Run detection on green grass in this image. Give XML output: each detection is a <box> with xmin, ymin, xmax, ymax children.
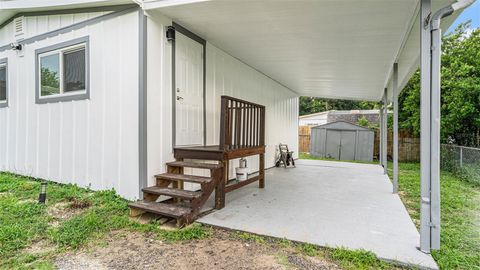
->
<box><xmin>300</xmin><ymin>153</ymin><xmax>480</xmax><ymax>269</ymax></box>
<box><xmin>234</xmin><ymin>230</ymin><xmax>402</xmax><ymax>269</ymax></box>
<box><xmin>234</xmin><ymin>231</ymin><xmax>266</xmax><ymax>244</ymax></box>
<box><xmin>2</xmin><ymin>157</ymin><xmax>479</xmax><ymax>269</ymax></box>
<box><xmin>299</xmin><ymin>152</ymin><xmax>377</xmax><ymax>164</ymax></box>
<box><xmin>387</xmin><ymin>162</ymin><xmax>480</xmax><ymax>270</ymax></box>
<box><xmin>330</xmin><ymin>248</ymin><xmax>394</xmax><ymax>270</ymax></box>
<box><xmin>0</xmin><ymin>173</ymin><xmax>211</xmax><ymax>269</ymax></box>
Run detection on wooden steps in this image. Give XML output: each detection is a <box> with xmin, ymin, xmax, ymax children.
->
<box><xmin>129</xmin><ymin>160</ymin><xmax>225</xmax><ymax>227</ymax></box>
<box><xmin>166</xmin><ymin>161</ymin><xmax>223</xmax><ymax>170</ymax></box>
<box><xmin>154</xmin><ymin>173</ymin><xmax>212</xmax><ymax>184</ymax></box>
<box><xmin>129</xmin><ymin>200</ymin><xmax>190</xmax><ymax>218</ymax></box>
<box><xmin>142</xmin><ymin>186</ymin><xmax>201</xmax><ymax>200</ymax></box>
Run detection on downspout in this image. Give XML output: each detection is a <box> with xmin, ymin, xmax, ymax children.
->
<box><xmin>421</xmin><ymin>0</ymin><xmax>475</xmax><ymax>252</ymax></box>
<box><xmin>430</xmin><ymin>0</ymin><xmax>475</xmax><ymax>30</ymax></box>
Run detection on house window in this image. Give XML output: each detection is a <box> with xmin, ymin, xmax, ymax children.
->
<box><xmin>36</xmin><ymin>37</ymin><xmax>89</xmax><ymax>104</ymax></box>
<box><xmin>0</xmin><ymin>58</ymin><xmax>7</xmax><ymax>108</ymax></box>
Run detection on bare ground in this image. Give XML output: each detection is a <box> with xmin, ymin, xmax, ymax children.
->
<box><xmin>54</xmin><ymin>228</ymin><xmax>342</xmax><ymax>270</ymax></box>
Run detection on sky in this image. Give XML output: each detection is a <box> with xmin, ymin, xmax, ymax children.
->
<box><xmin>447</xmin><ymin>0</ymin><xmax>480</xmax><ymax>32</ymax></box>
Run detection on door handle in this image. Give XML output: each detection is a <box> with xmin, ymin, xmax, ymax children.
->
<box><xmin>177</xmin><ymin>96</ymin><xmax>184</xmax><ymax>101</ymax></box>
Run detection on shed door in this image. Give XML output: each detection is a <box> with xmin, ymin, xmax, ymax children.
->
<box><xmin>339</xmin><ymin>131</ymin><xmax>356</xmax><ymax>160</ymax></box>
<box><xmin>175</xmin><ymin>31</ymin><xmax>204</xmax><ymax>146</ymax></box>
<box><xmin>325</xmin><ymin>130</ymin><xmax>341</xmax><ymax>159</ymax></box>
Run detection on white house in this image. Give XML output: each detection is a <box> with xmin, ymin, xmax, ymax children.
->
<box><xmin>299</xmin><ymin>110</ymin><xmax>383</xmax><ymax>126</ymax></box>
<box><xmin>0</xmin><ymin>0</ymin><xmax>472</xmax><ymax>252</ymax></box>
<box><xmin>299</xmin><ymin>111</ymin><xmax>329</xmax><ymax>126</ymax></box>
<box><xmin>0</xmin><ymin>2</ymin><xmax>299</xmax><ymax>200</ymax></box>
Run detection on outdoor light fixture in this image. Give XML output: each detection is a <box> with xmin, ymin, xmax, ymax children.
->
<box><xmin>38</xmin><ymin>181</ymin><xmax>47</xmax><ymax>204</ymax></box>
<box><xmin>166</xmin><ymin>26</ymin><xmax>175</xmax><ymax>42</ymax></box>
<box><xmin>10</xmin><ymin>42</ymin><xmax>22</xmax><ymax>51</ymax></box>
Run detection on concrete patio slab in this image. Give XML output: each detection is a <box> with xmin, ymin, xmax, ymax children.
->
<box><xmin>199</xmin><ymin>159</ymin><xmax>438</xmax><ymax>270</ymax></box>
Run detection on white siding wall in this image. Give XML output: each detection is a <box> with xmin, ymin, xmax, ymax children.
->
<box><xmin>146</xmin><ymin>12</ymin><xmax>174</xmax><ymax>187</ymax></box>
<box><xmin>206</xmin><ymin>44</ymin><xmax>299</xmax><ymax>177</ymax></box>
<box><xmin>0</xmin><ymin>11</ymin><xmax>140</xmax><ymax>199</ymax></box>
<box><xmin>0</xmin><ymin>12</ymin><xmax>109</xmax><ymax>43</ymax></box>
<box><xmin>146</xmin><ymin>13</ymin><xmax>299</xmax><ymax>185</ymax></box>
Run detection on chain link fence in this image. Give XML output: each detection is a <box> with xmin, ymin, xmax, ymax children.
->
<box><xmin>441</xmin><ymin>144</ymin><xmax>480</xmax><ymax>186</ymax></box>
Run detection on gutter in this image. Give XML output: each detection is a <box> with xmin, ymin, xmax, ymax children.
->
<box><xmin>430</xmin><ymin>0</ymin><xmax>475</xmax><ymax>30</ymax></box>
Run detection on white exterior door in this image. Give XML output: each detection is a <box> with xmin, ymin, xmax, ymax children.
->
<box><xmin>175</xmin><ymin>31</ymin><xmax>204</xmax><ymax>146</ymax></box>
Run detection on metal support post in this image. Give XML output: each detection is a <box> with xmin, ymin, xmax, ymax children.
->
<box><xmin>393</xmin><ymin>63</ymin><xmax>399</xmax><ymax>193</ymax></box>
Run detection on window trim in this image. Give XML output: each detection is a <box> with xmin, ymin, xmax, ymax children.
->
<box><xmin>35</xmin><ymin>36</ymin><xmax>89</xmax><ymax>104</ymax></box>
<box><xmin>0</xmin><ymin>58</ymin><xmax>7</xmax><ymax>108</ymax></box>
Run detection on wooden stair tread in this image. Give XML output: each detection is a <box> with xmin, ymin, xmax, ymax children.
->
<box><xmin>128</xmin><ymin>200</ymin><xmax>191</xmax><ymax>218</ymax></box>
<box><xmin>167</xmin><ymin>161</ymin><xmax>223</xmax><ymax>169</ymax></box>
<box><xmin>143</xmin><ymin>186</ymin><xmax>201</xmax><ymax>200</ymax></box>
<box><xmin>155</xmin><ymin>173</ymin><xmax>212</xmax><ymax>184</ymax></box>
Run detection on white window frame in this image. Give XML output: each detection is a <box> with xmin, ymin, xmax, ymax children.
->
<box><xmin>0</xmin><ymin>58</ymin><xmax>7</xmax><ymax>108</ymax></box>
<box><xmin>35</xmin><ymin>36</ymin><xmax>89</xmax><ymax>104</ymax></box>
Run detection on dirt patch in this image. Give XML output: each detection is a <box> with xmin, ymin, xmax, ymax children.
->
<box><xmin>24</xmin><ymin>239</ymin><xmax>56</xmax><ymax>255</ymax></box>
<box><xmin>47</xmin><ymin>202</ymin><xmax>87</xmax><ymax>226</ymax></box>
<box><xmin>54</xmin><ymin>229</ymin><xmax>341</xmax><ymax>270</ymax></box>
<box><xmin>69</xmin><ymin>198</ymin><xmax>92</xmax><ymax>209</ymax></box>
<box><xmin>286</xmin><ymin>254</ymin><xmax>340</xmax><ymax>270</ymax></box>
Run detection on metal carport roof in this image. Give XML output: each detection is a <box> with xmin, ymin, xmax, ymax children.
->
<box><xmin>144</xmin><ymin>0</ymin><xmax>462</xmax><ymax>101</ymax></box>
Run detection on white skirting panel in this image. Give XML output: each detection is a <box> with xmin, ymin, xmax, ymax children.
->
<box><xmin>0</xmin><ymin>12</ymin><xmax>140</xmax><ymax>199</ymax></box>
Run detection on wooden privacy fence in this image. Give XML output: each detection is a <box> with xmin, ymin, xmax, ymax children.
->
<box><xmin>373</xmin><ymin>130</ymin><xmax>420</xmax><ymax>161</ymax></box>
<box><xmin>299</xmin><ymin>126</ymin><xmax>311</xmax><ymax>153</ymax></box>
<box><xmin>299</xmin><ymin>125</ymin><xmax>420</xmax><ymax>161</ymax></box>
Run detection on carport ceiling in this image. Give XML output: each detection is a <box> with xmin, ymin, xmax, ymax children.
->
<box><xmin>149</xmin><ymin>0</ymin><xmax>458</xmax><ymax>101</ymax></box>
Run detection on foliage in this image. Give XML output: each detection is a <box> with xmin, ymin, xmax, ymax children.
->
<box><xmin>297</xmin><ymin>243</ymin><xmax>319</xmax><ymax>257</ymax></box>
<box><xmin>399</xmin><ymin>23</ymin><xmax>480</xmax><ymax>147</ymax></box>
<box><xmin>387</xmin><ymin>162</ymin><xmax>480</xmax><ymax>269</ymax></box>
<box><xmin>40</xmin><ymin>67</ymin><xmax>60</xmax><ymax>96</ymax></box>
<box><xmin>299</xmin><ymin>152</ymin><xmax>377</xmax><ymax>164</ymax></box>
<box><xmin>235</xmin><ymin>232</ymin><xmax>266</xmax><ymax>244</ymax></box>
<box><xmin>330</xmin><ymin>248</ymin><xmax>393</xmax><ymax>270</ymax></box>
<box><xmin>299</xmin><ymin>96</ymin><xmax>378</xmax><ymax>116</ymax></box>
<box><xmin>0</xmin><ymin>173</ymin><xmax>212</xmax><ymax>268</ymax></box>
<box><xmin>357</xmin><ymin>116</ymin><xmax>370</xmax><ymax>127</ymax></box>
<box><xmin>298</xmin><ymin>156</ymin><xmax>480</xmax><ymax>268</ymax></box>
<box><xmin>40</xmin><ymin>68</ymin><xmax>59</xmax><ymax>88</ymax></box>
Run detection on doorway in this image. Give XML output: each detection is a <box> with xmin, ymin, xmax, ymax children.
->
<box><xmin>173</xmin><ymin>23</ymin><xmax>206</xmax><ymax>147</ymax></box>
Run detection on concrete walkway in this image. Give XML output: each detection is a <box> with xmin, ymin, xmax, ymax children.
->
<box><xmin>199</xmin><ymin>159</ymin><xmax>438</xmax><ymax>270</ymax></box>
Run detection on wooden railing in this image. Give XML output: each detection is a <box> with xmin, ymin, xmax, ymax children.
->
<box><xmin>219</xmin><ymin>96</ymin><xmax>265</xmax><ymax>151</ymax></box>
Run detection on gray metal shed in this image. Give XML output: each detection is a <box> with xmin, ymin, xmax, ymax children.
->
<box><xmin>310</xmin><ymin>121</ymin><xmax>374</xmax><ymax>162</ymax></box>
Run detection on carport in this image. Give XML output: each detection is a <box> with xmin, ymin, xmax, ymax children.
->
<box><xmin>199</xmin><ymin>159</ymin><xmax>437</xmax><ymax>269</ymax></box>
<box><xmin>143</xmin><ymin>0</ymin><xmax>475</xmax><ymax>263</ymax></box>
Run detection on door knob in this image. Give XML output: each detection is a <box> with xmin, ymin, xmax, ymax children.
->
<box><xmin>177</xmin><ymin>96</ymin><xmax>184</xmax><ymax>101</ymax></box>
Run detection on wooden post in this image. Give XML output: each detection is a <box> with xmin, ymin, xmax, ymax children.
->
<box><xmin>259</xmin><ymin>153</ymin><xmax>265</xmax><ymax>188</ymax></box>
<box><xmin>223</xmin><ymin>160</ymin><xmax>229</xmax><ymax>184</ymax></box>
<box><xmin>169</xmin><ymin>158</ymin><xmax>184</xmax><ymax>203</ymax></box>
<box><xmin>219</xmin><ymin>96</ymin><xmax>227</xmax><ymax>150</ymax></box>
<box><xmin>215</xmin><ymin>167</ymin><xmax>225</xmax><ymax>209</ymax></box>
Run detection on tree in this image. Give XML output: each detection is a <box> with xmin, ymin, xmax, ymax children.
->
<box><xmin>299</xmin><ymin>96</ymin><xmax>377</xmax><ymax>116</ymax></box>
<box><xmin>399</xmin><ymin>22</ymin><xmax>480</xmax><ymax>146</ymax></box>
<box><xmin>40</xmin><ymin>67</ymin><xmax>60</xmax><ymax>96</ymax></box>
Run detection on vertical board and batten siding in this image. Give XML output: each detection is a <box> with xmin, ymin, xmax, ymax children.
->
<box><xmin>146</xmin><ymin>13</ymin><xmax>299</xmax><ymax>186</ymax></box>
<box><xmin>0</xmin><ymin>11</ymin><xmax>140</xmax><ymax>199</ymax></box>
<box><xmin>205</xmin><ymin>43</ymin><xmax>299</xmax><ymax>178</ymax></box>
<box><xmin>0</xmin><ymin>12</ymin><xmax>110</xmax><ymax>42</ymax></box>
<box><xmin>145</xmin><ymin>13</ymin><xmax>174</xmax><ymax>187</ymax></box>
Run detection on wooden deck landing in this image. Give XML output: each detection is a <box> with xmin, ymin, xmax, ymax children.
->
<box><xmin>174</xmin><ymin>144</ymin><xmax>266</xmax><ymax>193</ymax></box>
<box><xmin>174</xmin><ymin>145</ymin><xmax>265</xmax><ymax>160</ymax></box>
